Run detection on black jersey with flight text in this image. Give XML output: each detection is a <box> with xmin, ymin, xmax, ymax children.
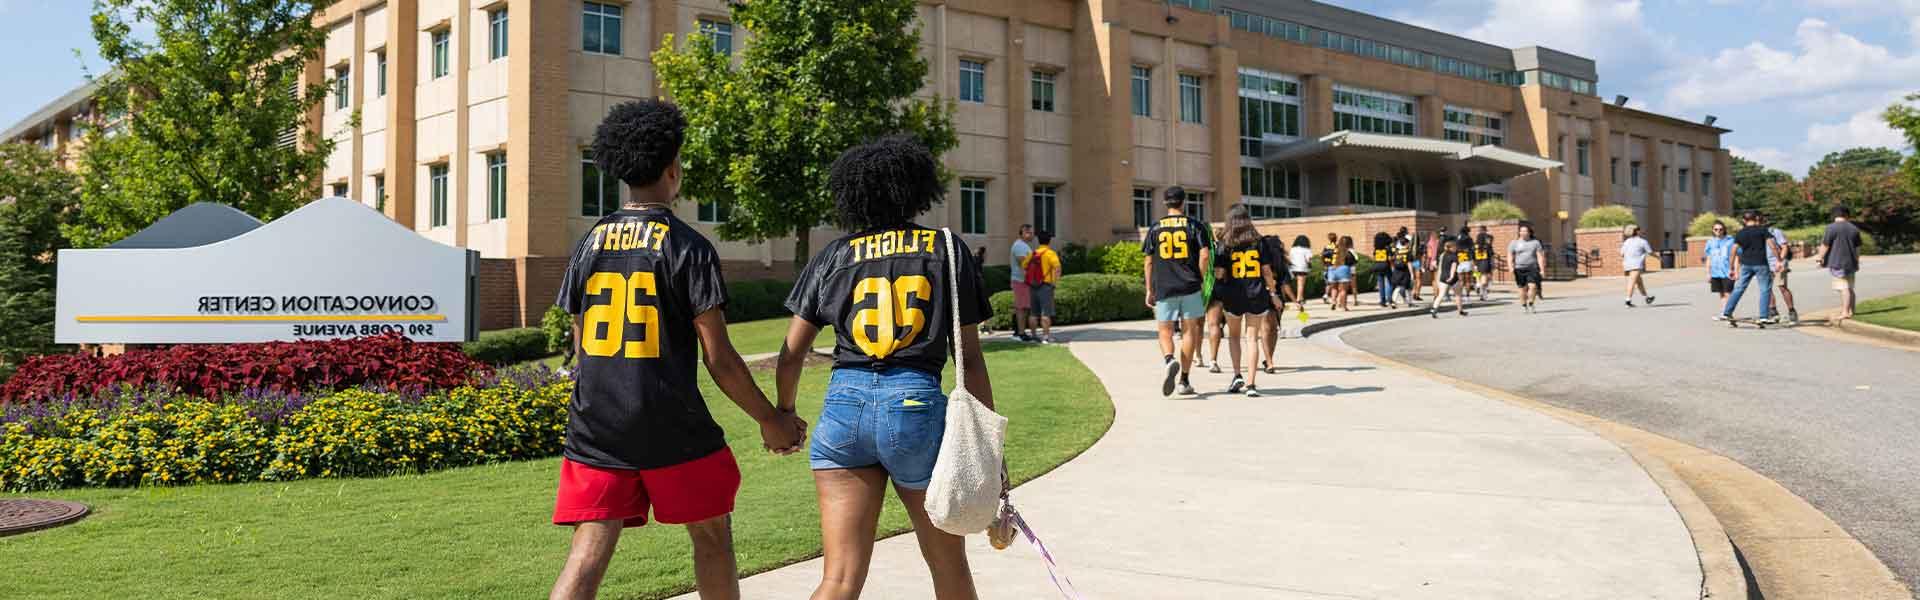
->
<box><xmin>786</xmin><ymin>226</ymin><xmax>991</xmax><ymax>377</ymax></box>
<box><xmin>1474</xmin><ymin>233</ymin><xmax>1495</xmax><ymax>265</ymax></box>
<box><xmin>1219</xmin><ymin>240</ymin><xmax>1274</xmax><ymax>308</ymax></box>
<box><xmin>1142</xmin><ymin>214</ymin><xmax>1213</xmax><ymax>300</ymax></box>
<box><xmin>557</xmin><ymin>208</ymin><xmax>729</xmax><ymax>470</ymax></box>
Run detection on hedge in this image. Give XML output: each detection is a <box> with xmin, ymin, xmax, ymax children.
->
<box><xmin>1578</xmin><ymin>205</ymin><xmax>1637</xmax><ymax>229</ymax></box>
<box><xmin>1470</xmin><ymin>199</ymin><xmax>1527</xmax><ymax>222</ymax></box>
<box><xmin>541</xmin><ymin>305</ymin><xmax>571</xmax><ymax>353</ymax></box>
<box><xmin>986</xmin><ymin>274</ymin><xmax>1151</xmax><ymax>329</ymax></box>
<box><xmin>726</xmin><ymin>279</ymin><xmax>797</xmax><ymax>322</ymax></box>
<box><xmin>1</xmin><ymin>334</ymin><xmax>489</xmax><ymax>405</ymax></box>
<box><xmin>463</xmin><ymin>328</ymin><xmax>550</xmax><ymax>365</ymax></box>
<box><xmin>0</xmin><ymin>368</ymin><xmax>569</xmax><ymax>492</ymax></box>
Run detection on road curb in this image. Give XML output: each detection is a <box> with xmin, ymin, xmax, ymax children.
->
<box><xmin>1795</xmin><ymin>309</ymin><xmax>1920</xmax><ymax>354</ymax></box>
<box><xmin>1319</xmin><ymin>318</ymin><xmax>1912</xmax><ymax>600</ymax></box>
<box><xmin>1836</xmin><ymin>316</ymin><xmax>1920</xmax><ymax>347</ymax></box>
<box><xmin>1297</xmin><ymin>300</ymin><xmax>1501</xmax><ymax>338</ymax></box>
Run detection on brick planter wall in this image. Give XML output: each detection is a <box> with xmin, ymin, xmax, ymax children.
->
<box><xmin>1575</xmin><ymin>228</ymin><xmax>1623</xmax><ymax>277</ymax></box>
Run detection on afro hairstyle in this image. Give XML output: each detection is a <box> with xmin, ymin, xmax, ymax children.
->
<box><xmin>591</xmin><ymin>99</ymin><xmax>687</xmax><ymax>189</ymax></box>
<box><xmin>828</xmin><ymin>134</ymin><xmax>943</xmax><ymax>232</ymax></box>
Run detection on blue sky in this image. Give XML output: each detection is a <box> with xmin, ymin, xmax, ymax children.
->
<box><xmin>2</xmin><ymin>0</ymin><xmax>1914</xmax><ymax>176</ymax></box>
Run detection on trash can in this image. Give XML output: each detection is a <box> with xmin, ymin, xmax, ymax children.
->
<box><xmin>1659</xmin><ymin>249</ymin><xmax>1676</xmax><ymax>269</ymax></box>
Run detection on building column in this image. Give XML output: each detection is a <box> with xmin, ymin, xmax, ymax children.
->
<box><xmin>1644</xmin><ymin>137</ymin><xmax>1667</xmax><ymax>248</ymax></box>
<box><xmin>649</xmin><ymin>0</ymin><xmax>677</xmax><ymax>97</ymax></box>
<box><xmin>1712</xmin><ymin>149</ymin><xmax>1732</xmax><ymax>215</ymax></box>
<box><xmin>1005</xmin><ymin>16</ymin><xmax>1030</xmax><ymax>241</ymax></box>
<box><xmin>349</xmin><ymin>9</ymin><xmax>366</xmax><ymax>204</ymax></box>
<box><xmin>1209</xmin><ymin>28</ymin><xmax>1239</xmax><ymax>212</ymax></box>
<box><xmin>452</xmin><ymin>0</ymin><xmax>473</xmax><ymax>248</ymax></box>
<box><xmin>1070</xmin><ymin>0</ymin><xmax>1133</xmax><ymax>241</ymax></box>
<box><xmin>510</xmin><ymin>0</ymin><xmax>570</xmax><ymax>259</ymax></box>
<box><xmin>1417</xmin><ymin>95</ymin><xmax>1444</xmax><ymax>139</ymax></box>
<box><xmin>1301</xmin><ymin>74</ymin><xmax>1333</xmax><ymax>137</ymax></box>
<box><xmin>1591</xmin><ymin>118</ymin><xmax>1613</xmax><ymax>207</ymax></box>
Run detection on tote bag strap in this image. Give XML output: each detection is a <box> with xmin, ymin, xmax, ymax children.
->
<box><xmin>940</xmin><ymin>228</ymin><xmax>968</xmax><ymax>394</ymax></box>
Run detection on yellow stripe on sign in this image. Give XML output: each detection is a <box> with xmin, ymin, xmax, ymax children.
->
<box><xmin>76</xmin><ymin>315</ymin><xmax>447</xmax><ymax>323</ymax></box>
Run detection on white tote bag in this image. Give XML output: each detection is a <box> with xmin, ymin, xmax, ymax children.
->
<box><xmin>926</xmin><ymin>228</ymin><xmax>1010</xmax><ymax>536</ymax></box>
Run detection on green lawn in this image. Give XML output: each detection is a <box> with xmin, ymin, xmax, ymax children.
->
<box><xmin>1856</xmin><ymin>291</ymin><xmax>1920</xmax><ymax>332</ymax></box>
<box><xmin>514</xmin><ymin>317</ymin><xmax>831</xmax><ymax>370</ymax></box>
<box><xmin>0</xmin><ymin>342</ymin><xmax>1110</xmax><ymax>600</ymax></box>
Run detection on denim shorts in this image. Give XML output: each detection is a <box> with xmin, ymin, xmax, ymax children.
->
<box><xmin>810</xmin><ymin>367</ymin><xmax>948</xmax><ymax>490</ymax></box>
<box><xmin>1154</xmin><ymin>291</ymin><xmax>1206</xmax><ymax>322</ymax></box>
<box><xmin>1328</xmin><ymin>265</ymin><xmax>1353</xmax><ymax>282</ymax></box>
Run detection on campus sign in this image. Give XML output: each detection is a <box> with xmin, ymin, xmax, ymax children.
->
<box><xmin>55</xmin><ymin>197</ymin><xmax>476</xmax><ymax>344</ymax></box>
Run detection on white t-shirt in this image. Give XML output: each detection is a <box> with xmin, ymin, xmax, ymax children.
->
<box><xmin>1288</xmin><ymin>246</ymin><xmax>1313</xmax><ymax>273</ymax></box>
<box><xmin>1621</xmin><ymin>237</ymin><xmax>1655</xmax><ymax>271</ymax></box>
<box><xmin>1009</xmin><ymin>239</ymin><xmax>1032</xmax><ymax>282</ymax></box>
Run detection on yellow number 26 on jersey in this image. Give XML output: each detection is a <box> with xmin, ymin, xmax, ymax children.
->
<box><xmin>581</xmin><ymin>271</ymin><xmax>661</xmax><ymax>359</ymax></box>
<box><xmin>851</xmin><ymin>276</ymin><xmax>932</xmax><ymax>359</ymax></box>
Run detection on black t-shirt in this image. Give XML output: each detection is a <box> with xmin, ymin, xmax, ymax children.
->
<box><xmin>1219</xmin><ymin>240</ymin><xmax>1273</xmax><ymax>303</ymax></box>
<box><xmin>1260</xmin><ymin>236</ymin><xmax>1291</xmax><ymax>283</ymax></box>
<box><xmin>1734</xmin><ymin>225</ymin><xmax>1772</xmax><ymax>266</ymax></box>
<box><xmin>1474</xmin><ymin>234</ymin><xmax>1495</xmax><ymax>264</ymax></box>
<box><xmin>1391</xmin><ymin>245</ymin><xmax>1413</xmax><ymax>272</ymax></box>
<box><xmin>786</xmin><ymin>226</ymin><xmax>991</xmax><ymax>377</ymax></box>
<box><xmin>1142</xmin><ymin>214</ymin><xmax>1212</xmax><ymax>299</ymax></box>
<box><xmin>1438</xmin><ymin>246</ymin><xmax>1461</xmax><ymax>277</ymax></box>
<box><xmin>557</xmin><ymin>208</ymin><xmax>729</xmax><ymax>470</ymax></box>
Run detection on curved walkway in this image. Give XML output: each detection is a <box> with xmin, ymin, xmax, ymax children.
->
<box><xmin>688</xmin><ymin>316</ymin><xmax>1702</xmax><ymax>598</ymax></box>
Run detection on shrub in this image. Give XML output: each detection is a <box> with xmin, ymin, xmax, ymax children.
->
<box><xmin>1469</xmin><ymin>199</ymin><xmax>1527</xmax><ymax>222</ymax></box>
<box><xmin>1059</xmin><ymin>242</ymin><xmax>1099</xmax><ymax>275</ymax></box>
<box><xmin>981</xmin><ymin>265</ymin><xmax>1013</xmax><ymax>296</ymax></box>
<box><xmin>986</xmin><ymin>274</ymin><xmax>1151</xmax><ymax>329</ymax></box>
<box><xmin>0</xmin><ymin>333</ymin><xmax>488</xmax><ymax>405</ymax></box>
<box><xmin>1687</xmin><ymin>212</ymin><xmax>1741</xmax><ymax>237</ymax></box>
<box><xmin>1578</xmin><ymin>205</ymin><xmax>1637</xmax><ymax>229</ymax></box>
<box><xmin>541</xmin><ymin>305</ymin><xmax>571</xmax><ymax>353</ymax></box>
<box><xmin>725</xmin><ymin>279</ymin><xmax>796</xmax><ymax>321</ymax></box>
<box><xmin>0</xmin><ymin>368</ymin><xmax>569</xmax><ymax>491</ymax></box>
<box><xmin>1097</xmin><ymin>242</ymin><xmax>1147</xmax><ymax>276</ymax></box>
<box><xmin>463</xmin><ymin>328</ymin><xmax>550</xmax><ymax>365</ymax></box>
<box><xmin>1785</xmin><ymin>225</ymin><xmax>1881</xmax><ymax>255</ymax></box>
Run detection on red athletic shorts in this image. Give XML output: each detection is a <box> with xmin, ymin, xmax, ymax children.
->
<box><xmin>551</xmin><ymin>448</ymin><xmax>741</xmax><ymax>528</ymax></box>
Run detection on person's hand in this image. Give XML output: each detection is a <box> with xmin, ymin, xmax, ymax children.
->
<box><xmin>760</xmin><ymin>410</ymin><xmax>805</xmax><ymax>455</ymax></box>
<box><xmin>1144</xmin><ymin>293</ymin><xmax>1155</xmax><ymax>310</ymax></box>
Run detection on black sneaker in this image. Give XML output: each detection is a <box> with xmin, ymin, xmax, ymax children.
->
<box><xmin>1161</xmin><ymin>358</ymin><xmax>1180</xmax><ymax>397</ymax></box>
<box><xmin>1645</xmin><ymin>295</ymin><xmax>1656</xmax><ymax>305</ymax></box>
<box><xmin>1625</xmin><ymin>300</ymin><xmax>1635</xmax><ymax>308</ymax></box>
<box><xmin>1429</xmin><ymin>308</ymin><xmax>1438</xmax><ymax>319</ymax></box>
<box><xmin>1789</xmin><ymin>308</ymin><xmax>1799</xmax><ymax>324</ymax></box>
<box><xmin>1227</xmin><ymin>375</ymin><xmax>1245</xmax><ymax>394</ymax></box>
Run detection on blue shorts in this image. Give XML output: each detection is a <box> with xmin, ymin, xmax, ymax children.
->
<box><xmin>810</xmin><ymin>368</ymin><xmax>948</xmax><ymax>490</ymax></box>
<box><xmin>1328</xmin><ymin>265</ymin><xmax>1353</xmax><ymax>282</ymax></box>
<box><xmin>1153</xmin><ymin>291</ymin><xmax>1206</xmax><ymax>322</ymax></box>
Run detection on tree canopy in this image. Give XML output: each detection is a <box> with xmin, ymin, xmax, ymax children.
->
<box><xmin>654</xmin><ymin>0</ymin><xmax>957</xmax><ymax>271</ymax></box>
<box><xmin>1812</xmin><ymin>147</ymin><xmax>1902</xmax><ymax>175</ymax></box>
<box><xmin>1729</xmin><ymin>154</ymin><xmax>1792</xmax><ymax>212</ymax></box>
<box><xmin>0</xmin><ymin>143</ymin><xmax>82</xmax><ymax>380</ymax></box>
<box><xmin>70</xmin><ymin>0</ymin><xmax>336</xmax><ymax>248</ymax></box>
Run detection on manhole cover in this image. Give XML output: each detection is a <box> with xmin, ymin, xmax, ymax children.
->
<box><xmin>0</xmin><ymin>499</ymin><xmax>90</xmax><ymax>536</ymax></box>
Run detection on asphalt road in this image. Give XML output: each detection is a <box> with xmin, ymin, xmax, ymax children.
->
<box><xmin>1339</xmin><ymin>253</ymin><xmax>1920</xmax><ymax>591</ymax></box>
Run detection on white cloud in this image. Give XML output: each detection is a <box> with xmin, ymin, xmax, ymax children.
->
<box><xmin>1725</xmin><ymin>96</ymin><xmax>1912</xmax><ymax>174</ymax></box>
<box><xmin>1452</xmin><ymin>0</ymin><xmax>1669</xmax><ymax>65</ymax></box>
<box><xmin>1662</xmin><ymin>19</ymin><xmax>1920</xmax><ymax>112</ymax></box>
<box><xmin>1728</xmin><ymin>145</ymin><xmax>1796</xmax><ymax>171</ymax></box>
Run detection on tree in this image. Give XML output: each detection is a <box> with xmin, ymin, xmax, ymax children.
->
<box><xmin>0</xmin><ymin>143</ymin><xmax>83</xmax><ymax>380</ymax></box>
<box><xmin>1801</xmin><ymin>165</ymin><xmax>1918</xmax><ymax>251</ymax></box>
<box><xmin>1812</xmin><ymin>147</ymin><xmax>1903</xmax><ymax>175</ymax></box>
<box><xmin>1729</xmin><ymin>154</ymin><xmax>1792</xmax><ymax>212</ymax></box>
<box><xmin>654</xmin><ymin>0</ymin><xmax>957</xmax><ymax>273</ymax></box>
<box><xmin>1884</xmin><ymin>93</ymin><xmax>1920</xmax><ymax>204</ymax></box>
<box><xmin>69</xmin><ymin>0</ymin><xmax>336</xmax><ymax>248</ymax></box>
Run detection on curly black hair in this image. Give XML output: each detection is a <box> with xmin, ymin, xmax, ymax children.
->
<box><xmin>591</xmin><ymin>99</ymin><xmax>686</xmax><ymax>188</ymax></box>
<box><xmin>828</xmin><ymin>134</ymin><xmax>942</xmax><ymax>232</ymax></box>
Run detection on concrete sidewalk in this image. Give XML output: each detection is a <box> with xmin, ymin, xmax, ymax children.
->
<box><xmin>682</xmin><ymin>308</ymin><xmax>1704</xmax><ymax>599</ymax></box>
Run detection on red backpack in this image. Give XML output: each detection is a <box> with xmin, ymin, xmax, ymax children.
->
<box><xmin>1024</xmin><ymin>247</ymin><xmax>1052</xmax><ymax>286</ymax></box>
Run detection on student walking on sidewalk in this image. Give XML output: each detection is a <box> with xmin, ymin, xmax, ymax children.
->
<box><xmin>1817</xmin><ymin>204</ymin><xmax>1865</xmax><ymax>321</ymax></box>
<box><xmin>1372</xmin><ymin>231</ymin><xmax>1396</xmax><ymax>308</ymax></box>
<box><xmin>1429</xmin><ymin>236</ymin><xmax>1470</xmax><ymax>318</ymax></box>
<box><xmin>1719</xmin><ymin>212</ymin><xmax>1782</xmax><ymax>323</ymax></box>
<box><xmin>1144</xmin><ymin>186</ymin><xmax>1214</xmax><ymax>397</ymax></box>
<box><xmin>1508</xmin><ymin>224</ymin><xmax>1546</xmax><ymax>313</ymax></box>
<box><xmin>1620</xmin><ymin>225</ymin><xmax>1657</xmax><ymax>307</ymax></box>
<box><xmin>1763</xmin><ymin>214</ymin><xmax>1799</xmax><ymax>324</ymax></box>
<box><xmin>1214</xmin><ymin>205</ymin><xmax>1286</xmax><ymax>397</ymax></box>
<box><xmin>1287</xmin><ymin>235</ymin><xmax>1313</xmax><ymax>316</ymax></box>
<box><xmin>777</xmin><ymin>136</ymin><xmax>997</xmax><ymax>600</ymax></box>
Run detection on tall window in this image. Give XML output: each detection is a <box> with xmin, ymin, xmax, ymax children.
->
<box><xmin>698</xmin><ymin>200</ymin><xmax>733</xmax><ymax>223</ymax></box>
<box><xmin>1701</xmin><ymin>172</ymin><xmax>1712</xmax><ymax>197</ymax></box>
<box><xmin>1576</xmin><ymin>139</ymin><xmax>1590</xmax><ymax>176</ymax></box>
<box><xmin>1130</xmin><ymin>66</ymin><xmax>1152</xmax><ymax>116</ymax></box>
<box><xmin>959</xmin><ymin>179</ymin><xmax>988</xmax><ymax>234</ymax></box>
<box><xmin>375</xmin><ymin>50</ymin><xmax>387</xmax><ymax>96</ymax></box>
<box><xmin>582</xmin><ymin>2</ymin><xmax>623</xmax><ymax>55</ymax></box>
<box><xmin>1630</xmin><ymin>161</ymin><xmax>1642</xmax><ymax>188</ymax></box>
<box><xmin>373</xmin><ymin>175</ymin><xmax>386</xmax><ymax>211</ymax></box>
<box><xmin>1178</xmin><ymin>74</ymin><xmax>1204</xmax><ymax>123</ymax></box>
<box><xmin>699</xmin><ymin>19</ymin><xmax>733</xmax><ymax>56</ymax></box>
<box><xmin>581</xmin><ymin>152</ymin><xmax>619</xmax><ymax>217</ymax></box>
<box><xmin>330</xmin><ymin>183</ymin><xmax>348</xmax><ymax>198</ymax></box>
<box><xmin>1031</xmin><ymin>184</ymin><xmax>1058</xmax><ymax>234</ymax></box>
<box><xmin>429</xmin><ymin>164</ymin><xmax>449</xmax><ymax>227</ymax></box>
<box><xmin>1611</xmin><ymin>158</ymin><xmax>1620</xmax><ymax>183</ymax></box>
<box><xmin>488</xmin><ymin>8</ymin><xmax>509</xmax><ymax>60</ymax></box>
<box><xmin>431</xmin><ymin>30</ymin><xmax>450</xmax><ymax>78</ymax></box>
<box><xmin>1183</xmin><ymin>191</ymin><xmax>1207</xmax><ymax>222</ymax></box>
<box><xmin>1238</xmin><ymin>69</ymin><xmax>1304</xmax><ymax>219</ymax></box>
<box><xmin>1333</xmin><ymin>85</ymin><xmax>1416</xmax><ymax>136</ymax></box>
<box><xmin>487</xmin><ymin>153</ymin><xmax>507</xmax><ymax>220</ymax></box>
<box><xmin>1678</xmin><ymin>168</ymin><xmax>1690</xmax><ymax>193</ymax></box>
<box><xmin>1348</xmin><ymin>177</ymin><xmax>1412</xmax><ymax>208</ymax></box>
<box><xmin>1030</xmin><ymin>70</ymin><xmax>1056</xmax><ymax>112</ymax></box>
<box><xmin>332</xmin><ymin>66</ymin><xmax>350</xmax><ymax>110</ymax></box>
<box><xmin>1132</xmin><ymin>187</ymin><xmax>1154</xmax><ymax>229</ymax></box>
<box><xmin>1241</xmin><ymin>166</ymin><xmax>1302</xmax><ymax>219</ymax></box>
<box><xmin>959</xmin><ymin>59</ymin><xmax>986</xmax><ymax>103</ymax></box>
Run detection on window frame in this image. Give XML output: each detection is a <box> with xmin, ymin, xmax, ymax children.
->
<box><xmin>1678</xmin><ymin>167</ymin><xmax>1690</xmax><ymax>193</ymax></box>
<box><xmin>1576</xmin><ymin>139</ymin><xmax>1590</xmax><ymax>176</ymax></box>
<box><xmin>332</xmin><ymin>66</ymin><xmax>350</xmax><ymax>110</ymax></box>
<box><xmin>958</xmin><ymin>59</ymin><xmax>987</xmax><ymax>103</ymax></box>
<box><xmin>1630</xmin><ymin>161</ymin><xmax>1642</xmax><ymax>188</ymax></box>
<box><xmin>431</xmin><ymin>30</ymin><xmax>451</xmax><ymax>79</ymax></box>
<box><xmin>1178</xmin><ymin>73</ymin><xmax>1204</xmax><ymax>124</ymax></box>
<box><xmin>582</xmin><ymin>2</ymin><xmax>624</xmax><ymax>56</ymax></box>
<box><xmin>698</xmin><ymin>18</ymin><xmax>733</xmax><ymax>56</ymax></box>
<box><xmin>959</xmin><ymin>179</ymin><xmax>989</xmax><ymax>235</ymax></box>
<box><xmin>697</xmin><ymin>199</ymin><xmax>734</xmax><ymax>223</ymax></box>
<box><xmin>429</xmin><ymin>164</ymin><xmax>450</xmax><ymax>227</ymax></box>
<box><xmin>486</xmin><ymin>153</ymin><xmax>508</xmax><ymax>220</ymax></box>
<box><xmin>1132</xmin><ymin>187</ymin><xmax>1154</xmax><ymax>229</ymax></box>
<box><xmin>375</xmin><ymin>50</ymin><xmax>387</xmax><ymax>96</ymax></box>
<box><xmin>1031</xmin><ymin>183</ymin><xmax>1058</xmax><ymax>235</ymax></box>
<box><xmin>1030</xmin><ymin>70</ymin><xmax>1056</xmax><ymax>112</ymax></box>
<box><xmin>373</xmin><ymin>174</ymin><xmax>387</xmax><ymax>212</ymax></box>
<box><xmin>1130</xmin><ymin>65</ymin><xmax>1152</xmax><ymax>117</ymax></box>
<box><xmin>488</xmin><ymin>8</ymin><xmax>509</xmax><ymax>61</ymax></box>
<box><xmin>580</xmin><ymin>152</ymin><xmax>619</xmax><ymax>217</ymax></box>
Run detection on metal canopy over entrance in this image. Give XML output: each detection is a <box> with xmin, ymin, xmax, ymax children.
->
<box><xmin>1262</xmin><ymin>131</ymin><xmax>1561</xmax><ymax>182</ymax></box>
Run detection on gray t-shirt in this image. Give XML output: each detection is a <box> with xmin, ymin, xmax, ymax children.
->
<box><xmin>1508</xmin><ymin>239</ymin><xmax>1543</xmax><ymax>269</ymax></box>
<box><xmin>1010</xmin><ymin>239</ymin><xmax>1032</xmax><ymax>281</ymax></box>
<box><xmin>1621</xmin><ymin>237</ymin><xmax>1655</xmax><ymax>270</ymax></box>
<box><xmin>1821</xmin><ymin>220</ymin><xmax>1863</xmax><ymax>274</ymax></box>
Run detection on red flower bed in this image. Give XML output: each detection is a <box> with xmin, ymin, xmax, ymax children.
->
<box><xmin>0</xmin><ymin>333</ymin><xmax>490</xmax><ymax>404</ymax></box>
